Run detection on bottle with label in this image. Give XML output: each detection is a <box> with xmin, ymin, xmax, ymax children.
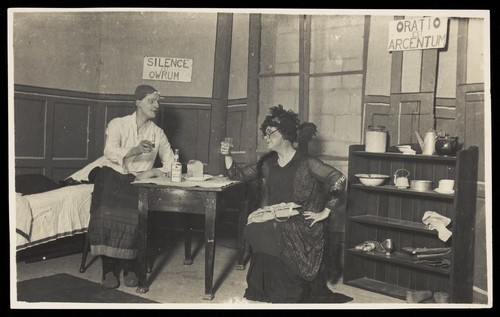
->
<box><xmin>171</xmin><ymin>149</ymin><xmax>182</xmax><ymax>182</ymax></box>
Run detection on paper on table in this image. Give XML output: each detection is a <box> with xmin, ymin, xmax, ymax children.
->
<box><xmin>131</xmin><ymin>175</ymin><xmax>238</xmax><ymax>188</ymax></box>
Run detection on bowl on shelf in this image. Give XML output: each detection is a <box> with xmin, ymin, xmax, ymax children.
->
<box><xmin>396</xmin><ymin>145</ymin><xmax>416</xmax><ymax>155</ymax></box>
<box><xmin>355</xmin><ymin>173</ymin><xmax>390</xmax><ymax>186</ymax></box>
<box><xmin>410</xmin><ymin>180</ymin><xmax>433</xmax><ymax>191</ymax></box>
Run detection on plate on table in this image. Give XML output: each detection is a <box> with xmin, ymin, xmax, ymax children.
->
<box><xmin>185</xmin><ymin>174</ymin><xmax>213</xmax><ymax>182</ymax></box>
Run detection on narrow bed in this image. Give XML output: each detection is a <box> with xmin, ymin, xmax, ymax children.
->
<box><xmin>14</xmin><ymin>160</ymin><xmax>103</xmax><ymax>262</ymax></box>
<box><xmin>16</xmin><ymin>183</ymin><xmax>94</xmax><ymax>251</ymax></box>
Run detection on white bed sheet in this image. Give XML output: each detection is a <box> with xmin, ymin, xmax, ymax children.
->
<box><xmin>16</xmin><ymin>184</ymin><xmax>94</xmax><ymax>250</ymax></box>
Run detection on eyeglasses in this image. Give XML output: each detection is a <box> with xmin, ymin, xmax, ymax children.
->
<box><xmin>262</xmin><ymin>129</ymin><xmax>279</xmax><ymax>139</ymax></box>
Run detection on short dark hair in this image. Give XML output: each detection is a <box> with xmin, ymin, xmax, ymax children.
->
<box><xmin>134</xmin><ymin>85</ymin><xmax>158</xmax><ymax>101</ymax></box>
<box><xmin>260</xmin><ymin>105</ymin><xmax>300</xmax><ymax>143</ymax></box>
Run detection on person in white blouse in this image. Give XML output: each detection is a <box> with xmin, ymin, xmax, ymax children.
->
<box><xmin>104</xmin><ymin>86</ymin><xmax>175</xmax><ymax>178</ymax></box>
<box><xmin>87</xmin><ymin>84</ymin><xmax>175</xmax><ymax>290</ymax></box>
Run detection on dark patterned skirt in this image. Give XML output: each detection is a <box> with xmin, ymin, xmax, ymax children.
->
<box><xmin>87</xmin><ymin>166</ymin><xmax>139</xmax><ymax>259</ymax></box>
<box><xmin>243</xmin><ymin>218</ymin><xmax>326</xmax><ymax>303</ymax></box>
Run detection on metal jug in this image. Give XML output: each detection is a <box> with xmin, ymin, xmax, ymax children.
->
<box><xmin>393</xmin><ymin>169</ymin><xmax>410</xmax><ymax>188</ymax></box>
<box><xmin>415</xmin><ymin>129</ymin><xmax>437</xmax><ymax>155</ymax></box>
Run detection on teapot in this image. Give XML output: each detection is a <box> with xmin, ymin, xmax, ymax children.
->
<box><xmin>393</xmin><ymin>169</ymin><xmax>410</xmax><ymax>188</ymax></box>
<box><xmin>435</xmin><ymin>135</ymin><xmax>459</xmax><ymax>156</ymax></box>
<box><xmin>415</xmin><ymin>129</ymin><xmax>437</xmax><ymax>155</ymax></box>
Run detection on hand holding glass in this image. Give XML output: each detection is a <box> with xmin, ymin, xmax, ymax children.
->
<box><xmin>138</xmin><ymin>140</ymin><xmax>154</xmax><ymax>154</ymax></box>
<box><xmin>147</xmin><ymin>132</ymin><xmax>155</xmax><ymax>148</ymax></box>
<box><xmin>221</xmin><ymin>137</ymin><xmax>233</xmax><ymax>156</ymax></box>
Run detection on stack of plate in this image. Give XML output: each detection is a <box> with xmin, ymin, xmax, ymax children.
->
<box><xmin>396</xmin><ymin>145</ymin><xmax>416</xmax><ymax>155</ymax></box>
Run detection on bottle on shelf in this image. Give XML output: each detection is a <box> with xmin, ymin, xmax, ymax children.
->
<box><xmin>171</xmin><ymin>149</ymin><xmax>182</xmax><ymax>182</ymax></box>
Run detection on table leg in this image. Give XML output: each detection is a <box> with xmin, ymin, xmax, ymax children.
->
<box><xmin>136</xmin><ymin>188</ymin><xmax>149</xmax><ymax>294</ymax></box>
<box><xmin>183</xmin><ymin>214</ymin><xmax>193</xmax><ymax>265</ymax></box>
<box><xmin>236</xmin><ymin>197</ymin><xmax>248</xmax><ymax>270</ymax></box>
<box><xmin>203</xmin><ymin>194</ymin><xmax>217</xmax><ymax>300</ymax></box>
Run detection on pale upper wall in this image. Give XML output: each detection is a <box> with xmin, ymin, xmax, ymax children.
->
<box><xmin>228</xmin><ymin>13</ymin><xmax>249</xmax><ymax>100</ymax></box>
<box><xmin>13</xmin><ymin>11</ymin><xmax>218</xmax><ymax>97</ymax></box>
<box><xmin>467</xmin><ymin>18</ymin><xmax>485</xmax><ymax>84</ymax></box>
<box><xmin>13</xmin><ymin>12</ymin><xmax>102</xmax><ymax>93</ymax></box>
<box><xmin>97</xmin><ymin>11</ymin><xmax>217</xmax><ymax>97</ymax></box>
<box><xmin>435</xmin><ymin>18</ymin><xmax>458</xmax><ymax>97</ymax></box>
<box><xmin>365</xmin><ymin>16</ymin><xmax>484</xmax><ymax>97</ymax></box>
<box><xmin>365</xmin><ymin>15</ymin><xmax>392</xmax><ymax>96</ymax></box>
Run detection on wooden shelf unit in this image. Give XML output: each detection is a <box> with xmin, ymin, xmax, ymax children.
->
<box><xmin>343</xmin><ymin>144</ymin><xmax>478</xmax><ymax>303</ymax></box>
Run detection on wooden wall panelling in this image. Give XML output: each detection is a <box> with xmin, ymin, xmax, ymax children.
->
<box><xmin>389</xmin><ymin>93</ymin><xmax>435</xmax><ymax>146</ymax></box>
<box><xmin>13</xmin><ymin>86</ymin><xmax>229</xmax><ymax>182</ymax></box>
<box><xmin>244</xmin><ymin>13</ymin><xmax>261</xmax><ymax>165</ymax></box>
<box><xmin>14</xmin><ymin>92</ymin><xmax>96</xmax><ymax>180</ymax></box>
<box><xmin>458</xmin><ymin>84</ymin><xmax>485</xmax><ymax>180</ymax></box>
<box><xmin>227</xmin><ymin>101</ymin><xmax>249</xmax><ymax>164</ymax></box>
<box><xmin>159</xmin><ymin>102</ymin><xmax>212</xmax><ymax>165</ymax></box>
<box><xmin>362</xmin><ymin>95</ymin><xmax>390</xmax><ymax>144</ymax></box>
<box><xmin>456</xmin><ymin>18</ymin><xmax>485</xmax><ymax>181</ymax></box>
<box><xmin>14</xmin><ymin>95</ymin><xmax>47</xmax><ymax>160</ymax></box>
<box><xmin>298</xmin><ymin>15</ymin><xmax>311</xmax><ymax>122</ymax></box>
<box><xmin>435</xmin><ymin>98</ymin><xmax>457</xmax><ymax>138</ymax></box>
<box><xmin>208</xmin><ymin>13</ymin><xmax>233</xmax><ymax>175</ymax></box>
<box><xmin>50</xmin><ymin>97</ymin><xmax>94</xmax><ymax>181</ymax></box>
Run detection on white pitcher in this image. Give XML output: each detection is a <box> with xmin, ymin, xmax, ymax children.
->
<box><xmin>415</xmin><ymin>129</ymin><xmax>437</xmax><ymax>155</ymax></box>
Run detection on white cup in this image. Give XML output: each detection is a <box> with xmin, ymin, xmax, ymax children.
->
<box><xmin>438</xmin><ymin>179</ymin><xmax>455</xmax><ymax>191</ymax></box>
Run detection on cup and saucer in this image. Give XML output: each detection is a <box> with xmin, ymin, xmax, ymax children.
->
<box><xmin>434</xmin><ymin>179</ymin><xmax>455</xmax><ymax>195</ymax></box>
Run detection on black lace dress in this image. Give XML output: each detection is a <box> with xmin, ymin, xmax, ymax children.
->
<box><xmin>227</xmin><ymin>150</ymin><xmax>348</xmax><ymax>303</ymax></box>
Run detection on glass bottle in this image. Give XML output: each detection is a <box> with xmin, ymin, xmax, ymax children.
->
<box><xmin>171</xmin><ymin>149</ymin><xmax>182</xmax><ymax>182</ymax></box>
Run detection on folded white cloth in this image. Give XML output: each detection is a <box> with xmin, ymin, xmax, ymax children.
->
<box><xmin>422</xmin><ymin>211</ymin><xmax>452</xmax><ymax>242</ymax></box>
<box><xmin>67</xmin><ymin>156</ymin><xmax>106</xmax><ymax>182</ymax></box>
<box><xmin>247</xmin><ymin>202</ymin><xmax>301</xmax><ymax>225</ymax></box>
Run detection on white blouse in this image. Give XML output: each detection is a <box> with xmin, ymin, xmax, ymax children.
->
<box><xmin>103</xmin><ymin>112</ymin><xmax>175</xmax><ymax>175</ymax></box>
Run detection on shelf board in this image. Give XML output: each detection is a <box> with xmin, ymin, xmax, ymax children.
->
<box><xmin>344</xmin><ymin>277</ymin><xmax>412</xmax><ymax>300</ymax></box>
<box><xmin>346</xmin><ymin>249</ymin><xmax>451</xmax><ymax>275</ymax></box>
<box><xmin>350</xmin><ymin>184</ymin><xmax>455</xmax><ymax>199</ymax></box>
<box><xmin>351</xmin><ymin>150</ymin><xmax>457</xmax><ymax>162</ymax></box>
<box><xmin>348</xmin><ymin>215</ymin><xmax>438</xmax><ymax>235</ymax></box>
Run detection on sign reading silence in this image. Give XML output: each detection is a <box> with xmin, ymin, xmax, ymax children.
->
<box><xmin>143</xmin><ymin>57</ymin><xmax>193</xmax><ymax>82</ymax></box>
<box><xmin>388</xmin><ymin>17</ymin><xmax>449</xmax><ymax>52</ymax></box>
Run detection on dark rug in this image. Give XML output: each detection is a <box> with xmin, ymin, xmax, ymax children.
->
<box><xmin>303</xmin><ymin>292</ymin><xmax>354</xmax><ymax>304</ymax></box>
<box><xmin>17</xmin><ymin>273</ymin><xmax>158</xmax><ymax>303</ymax></box>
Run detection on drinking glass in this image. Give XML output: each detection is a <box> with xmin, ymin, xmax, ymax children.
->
<box><xmin>222</xmin><ymin>137</ymin><xmax>233</xmax><ymax>155</ymax></box>
<box><xmin>381</xmin><ymin>239</ymin><xmax>393</xmax><ymax>256</ymax></box>
<box><xmin>145</xmin><ymin>132</ymin><xmax>155</xmax><ymax>149</ymax></box>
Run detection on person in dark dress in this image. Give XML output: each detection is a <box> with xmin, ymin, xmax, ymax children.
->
<box><xmin>220</xmin><ymin>105</ymin><xmax>350</xmax><ymax>303</ymax></box>
<box><xmin>87</xmin><ymin>84</ymin><xmax>175</xmax><ymax>289</ymax></box>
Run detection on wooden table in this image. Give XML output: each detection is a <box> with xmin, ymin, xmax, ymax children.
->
<box><xmin>132</xmin><ymin>179</ymin><xmax>247</xmax><ymax>300</ymax></box>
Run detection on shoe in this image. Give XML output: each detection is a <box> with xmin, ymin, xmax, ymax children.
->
<box><xmin>121</xmin><ymin>258</ymin><xmax>139</xmax><ymax>287</ymax></box>
<box><xmin>123</xmin><ymin>271</ymin><xmax>138</xmax><ymax>287</ymax></box>
<box><xmin>102</xmin><ymin>271</ymin><xmax>120</xmax><ymax>289</ymax></box>
<box><xmin>123</xmin><ymin>271</ymin><xmax>139</xmax><ymax>287</ymax></box>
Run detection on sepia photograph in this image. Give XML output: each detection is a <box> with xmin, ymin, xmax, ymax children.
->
<box><xmin>7</xmin><ymin>7</ymin><xmax>492</xmax><ymax>309</ymax></box>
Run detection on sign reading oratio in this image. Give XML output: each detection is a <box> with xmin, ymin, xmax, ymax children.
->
<box><xmin>388</xmin><ymin>17</ymin><xmax>448</xmax><ymax>52</ymax></box>
<box><xmin>143</xmin><ymin>57</ymin><xmax>193</xmax><ymax>82</ymax></box>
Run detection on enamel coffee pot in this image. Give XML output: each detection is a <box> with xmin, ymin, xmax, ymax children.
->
<box><xmin>415</xmin><ymin>129</ymin><xmax>437</xmax><ymax>155</ymax></box>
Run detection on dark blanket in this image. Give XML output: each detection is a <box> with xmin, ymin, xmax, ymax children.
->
<box><xmin>87</xmin><ymin>166</ymin><xmax>140</xmax><ymax>259</ymax></box>
<box><xmin>15</xmin><ymin>174</ymin><xmax>61</xmax><ymax>195</ymax></box>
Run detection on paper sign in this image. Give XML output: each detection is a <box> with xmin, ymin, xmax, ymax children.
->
<box><xmin>388</xmin><ymin>17</ymin><xmax>448</xmax><ymax>51</ymax></box>
<box><xmin>142</xmin><ymin>56</ymin><xmax>193</xmax><ymax>82</ymax></box>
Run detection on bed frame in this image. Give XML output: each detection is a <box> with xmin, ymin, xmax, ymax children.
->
<box><xmin>17</xmin><ymin>234</ymin><xmax>87</xmax><ymax>263</ymax></box>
